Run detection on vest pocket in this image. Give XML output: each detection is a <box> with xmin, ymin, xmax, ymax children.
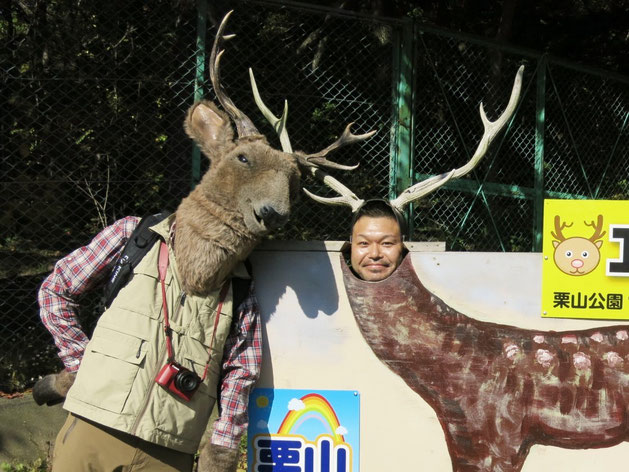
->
<box><xmin>156</xmin><ymin>355</ymin><xmax>217</xmax><ymax>442</ymax></box>
<box><xmin>181</xmin><ymin>336</ymin><xmax>221</xmax><ymax>382</ymax></box>
<box><xmin>72</xmin><ymin>328</ymin><xmax>147</xmax><ymax>413</ymax></box>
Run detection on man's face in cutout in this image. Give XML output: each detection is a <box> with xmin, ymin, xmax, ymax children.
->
<box><xmin>350</xmin><ymin>215</ymin><xmax>404</xmax><ymax>281</ymax></box>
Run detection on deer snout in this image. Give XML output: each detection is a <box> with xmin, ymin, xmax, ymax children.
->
<box><xmin>258</xmin><ymin>205</ymin><xmax>289</xmax><ymax>230</ymax></box>
<box><xmin>571</xmin><ymin>259</ymin><xmax>584</xmax><ymax>268</ymax></box>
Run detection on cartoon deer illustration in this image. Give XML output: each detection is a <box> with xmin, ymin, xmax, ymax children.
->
<box><xmin>551</xmin><ymin>215</ymin><xmax>606</xmax><ymax>276</ymax></box>
<box><xmin>174</xmin><ymin>11</ymin><xmax>376</xmax><ymax>295</ymax></box>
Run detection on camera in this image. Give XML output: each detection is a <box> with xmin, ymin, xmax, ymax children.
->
<box><xmin>155</xmin><ymin>362</ymin><xmax>201</xmax><ymax>401</ymax></box>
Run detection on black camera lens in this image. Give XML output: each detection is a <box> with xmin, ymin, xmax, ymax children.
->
<box><xmin>175</xmin><ymin>370</ymin><xmax>201</xmax><ymax>393</ymax></box>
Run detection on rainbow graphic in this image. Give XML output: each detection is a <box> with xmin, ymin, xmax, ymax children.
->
<box><xmin>248</xmin><ymin>388</ymin><xmax>360</xmax><ymax>471</ymax></box>
<box><xmin>277</xmin><ymin>393</ymin><xmax>345</xmax><ymax>443</ymax></box>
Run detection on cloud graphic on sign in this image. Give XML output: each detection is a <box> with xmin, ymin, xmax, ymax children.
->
<box><xmin>288</xmin><ymin>398</ymin><xmax>305</xmax><ymax>411</ymax></box>
<box><xmin>336</xmin><ymin>425</ymin><xmax>348</xmax><ymax>435</ymax></box>
<box><xmin>257</xmin><ymin>420</ymin><xmax>268</xmax><ymax>429</ymax></box>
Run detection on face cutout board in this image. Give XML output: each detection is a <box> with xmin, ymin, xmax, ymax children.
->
<box><xmin>249</xmin><ymin>240</ymin><xmax>629</xmax><ymax>471</ymax></box>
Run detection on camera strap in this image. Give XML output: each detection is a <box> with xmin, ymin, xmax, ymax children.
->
<box><xmin>158</xmin><ymin>241</ymin><xmax>229</xmax><ymax>381</ymax></box>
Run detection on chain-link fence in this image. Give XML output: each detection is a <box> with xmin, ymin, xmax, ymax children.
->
<box><xmin>1</xmin><ymin>0</ymin><xmax>627</xmax><ymax>392</ymax></box>
<box><xmin>409</xmin><ymin>29</ymin><xmax>629</xmax><ymax>251</ymax></box>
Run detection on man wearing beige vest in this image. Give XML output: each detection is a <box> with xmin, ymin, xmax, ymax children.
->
<box><xmin>37</xmin><ymin>214</ymin><xmax>260</xmax><ymax>472</ymax></box>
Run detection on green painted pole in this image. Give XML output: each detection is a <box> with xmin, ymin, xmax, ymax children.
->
<box><xmin>191</xmin><ymin>0</ymin><xmax>208</xmax><ymax>189</ymax></box>
<box><xmin>533</xmin><ymin>56</ymin><xmax>547</xmax><ymax>251</ymax></box>
<box><xmin>389</xmin><ymin>19</ymin><xmax>415</xmax><ymax>239</ymax></box>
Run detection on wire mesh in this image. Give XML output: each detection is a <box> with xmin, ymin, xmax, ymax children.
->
<box><xmin>410</xmin><ymin>27</ymin><xmax>628</xmax><ymax>251</ymax></box>
<box><xmin>2</xmin><ymin>0</ymin><xmax>200</xmax><ymax>392</ymax></box>
<box><xmin>1</xmin><ymin>0</ymin><xmax>627</xmax><ymax>392</ymax></box>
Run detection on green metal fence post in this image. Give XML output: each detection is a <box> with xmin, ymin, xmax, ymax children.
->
<box><xmin>389</xmin><ymin>18</ymin><xmax>415</xmax><ymax>239</ymax></box>
<box><xmin>533</xmin><ymin>56</ymin><xmax>547</xmax><ymax>251</ymax></box>
<box><xmin>191</xmin><ymin>0</ymin><xmax>208</xmax><ymax>189</ymax></box>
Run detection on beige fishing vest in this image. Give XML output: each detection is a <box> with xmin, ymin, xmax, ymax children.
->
<box><xmin>64</xmin><ymin>216</ymin><xmax>241</xmax><ymax>454</ymax></box>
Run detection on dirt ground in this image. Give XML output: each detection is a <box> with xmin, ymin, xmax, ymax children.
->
<box><xmin>0</xmin><ymin>394</ymin><xmax>241</xmax><ymax>470</ymax></box>
<box><xmin>0</xmin><ymin>392</ymin><xmax>66</xmax><ymax>464</ymax></box>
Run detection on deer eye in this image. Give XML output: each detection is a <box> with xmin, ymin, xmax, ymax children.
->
<box><xmin>237</xmin><ymin>154</ymin><xmax>249</xmax><ymax>164</ymax></box>
<box><xmin>565</xmin><ymin>250</ymin><xmax>573</xmax><ymax>257</ymax></box>
<box><xmin>582</xmin><ymin>251</ymin><xmax>589</xmax><ymax>258</ymax></box>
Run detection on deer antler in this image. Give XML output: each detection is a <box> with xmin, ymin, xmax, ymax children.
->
<box><xmin>249</xmin><ymin>68</ymin><xmax>371</xmax><ymax>212</ymax></box>
<box><xmin>296</xmin><ymin>123</ymin><xmax>376</xmax><ymax>171</ymax></box>
<box><xmin>585</xmin><ymin>214</ymin><xmax>606</xmax><ymax>242</ymax></box>
<box><xmin>301</xmin><ymin>168</ymin><xmax>365</xmax><ymax>212</ymax></box>
<box><xmin>390</xmin><ymin>65</ymin><xmax>524</xmax><ymax>212</ymax></box>
<box><xmin>551</xmin><ymin>215</ymin><xmax>573</xmax><ymax>242</ymax></box>
<box><xmin>210</xmin><ymin>11</ymin><xmax>260</xmax><ymax>138</ymax></box>
<box><xmin>249</xmin><ymin>68</ymin><xmax>291</xmax><ymax>151</ymax></box>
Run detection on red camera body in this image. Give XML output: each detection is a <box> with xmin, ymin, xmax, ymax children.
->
<box><xmin>155</xmin><ymin>362</ymin><xmax>201</xmax><ymax>402</ymax></box>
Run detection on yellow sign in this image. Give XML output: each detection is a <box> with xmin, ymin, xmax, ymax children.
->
<box><xmin>542</xmin><ymin>199</ymin><xmax>629</xmax><ymax>319</ymax></box>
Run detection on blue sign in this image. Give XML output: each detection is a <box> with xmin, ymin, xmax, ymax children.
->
<box><xmin>247</xmin><ymin>389</ymin><xmax>360</xmax><ymax>472</ymax></box>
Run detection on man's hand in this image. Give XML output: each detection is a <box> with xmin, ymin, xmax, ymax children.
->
<box><xmin>32</xmin><ymin>369</ymin><xmax>76</xmax><ymax>406</ymax></box>
<box><xmin>197</xmin><ymin>441</ymin><xmax>239</xmax><ymax>472</ymax></box>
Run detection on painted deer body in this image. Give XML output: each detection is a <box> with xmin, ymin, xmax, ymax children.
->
<box><xmin>342</xmin><ymin>255</ymin><xmax>629</xmax><ymax>472</ymax></box>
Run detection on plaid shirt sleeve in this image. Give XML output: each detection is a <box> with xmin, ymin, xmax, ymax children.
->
<box><xmin>211</xmin><ymin>280</ymin><xmax>262</xmax><ymax>449</ymax></box>
<box><xmin>38</xmin><ymin>216</ymin><xmax>140</xmax><ymax>372</ymax></box>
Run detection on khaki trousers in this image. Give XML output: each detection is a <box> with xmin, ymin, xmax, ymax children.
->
<box><xmin>52</xmin><ymin>413</ymin><xmax>195</xmax><ymax>472</ymax></box>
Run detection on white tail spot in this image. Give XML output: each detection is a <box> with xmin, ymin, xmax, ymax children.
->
<box><xmin>536</xmin><ymin>349</ymin><xmax>554</xmax><ymax>368</ymax></box>
<box><xmin>561</xmin><ymin>334</ymin><xmax>578</xmax><ymax>344</ymax></box>
<box><xmin>573</xmin><ymin>352</ymin><xmax>591</xmax><ymax>370</ymax></box>
<box><xmin>590</xmin><ymin>332</ymin><xmax>604</xmax><ymax>343</ymax></box>
<box><xmin>605</xmin><ymin>351</ymin><xmax>624</xmax><ymax>368</ymax></box>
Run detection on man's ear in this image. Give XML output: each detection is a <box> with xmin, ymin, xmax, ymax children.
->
<box><xmin>183</xmin><ymin>101</ymin><xmax>235</xmax><ymax>161</ymax></box>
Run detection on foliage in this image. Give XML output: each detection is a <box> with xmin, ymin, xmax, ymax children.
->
<box><xmin>0</xmin><ymin>459</ymin><xmax>47</xmax><ymax>472</ymax></box>
<box><xmin>237</xmin><ymin>433</ymin><xmax>248</xmax><ymax>471</ymax></box>
<box><xmin>310</xmin><ymin>0</ymin><xmax>628</xmax><ymax>74</ymax></box>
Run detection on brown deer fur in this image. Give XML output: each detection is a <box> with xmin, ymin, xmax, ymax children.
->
<box><xmin>176</xmin><ymin>101</ymin><xmax>300</xmax><ymax>295</ymax></box>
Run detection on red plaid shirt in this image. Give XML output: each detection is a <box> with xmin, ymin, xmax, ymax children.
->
<box><xmin>38</xmin><ymin>216</ymin><xmax>262</xmax><ymax>449</ymax></box>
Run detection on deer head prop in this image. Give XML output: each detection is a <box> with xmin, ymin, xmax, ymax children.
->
<box><xmin>174</xmin><ymin>11</ymin><xmax>374</xmax><ymax>295</ymax></box>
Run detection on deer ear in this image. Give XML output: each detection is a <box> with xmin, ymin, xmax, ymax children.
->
<box><xmin>595</xmin><ymin>240</ymin><xmax>603</xmax><ymax>248</ymax></box>
<box><xmin>184</xmin><ymin>101</ymin><xmax>235</xmax><ymax>157</ymax></box>
<box><xmin>552</xmin><ymin>241</ymin><xmax>559</xmax><ymax>248</ymax></box>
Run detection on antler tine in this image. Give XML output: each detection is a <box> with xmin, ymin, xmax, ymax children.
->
<box><xmin>251</xmin><ymin>67</ymin><xmax>363</xmax><ymax>173</ymax></box>
<box><xmin>585</xmin><ymin>214</ymin><xmax>606</xmax><ymax>242</ymax></box>
<box><xmin>391</xmin><ymin>65</ymin><xmax>524</xmax><ymax>211</ymax></box>
<box><xmin>299</xmin><ymin>123</ymin><xmax>376</xmax><ymax>170</ymax></box>
<box><xmin>210</xmin><ymin>11</ymin><xmax>260</xmax><ymax>138</ymax></box>
<box><xmin>302</xmin><ymin>168</ymin><xmax>365</xmax><ymax>212</ymax></box>
<box><xmin>249</xmin><ymin>68</ymin><xmax>292</xmax><ymax>152</ymax></box>
<box><xmin>249</xmin><ymin>67</ymin><xmax>364</xmax><ymax>211</ymax></box>
<box><xmin>551</xmin><ymin>215</ymin><xmax>573</xmax><ymax>241</ymax></box>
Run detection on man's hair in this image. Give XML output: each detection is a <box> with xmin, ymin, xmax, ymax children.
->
<box><xmin>350</xmin><ymin>199</ymin><xmax>408</xmax><ymax>237</ymax></box>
